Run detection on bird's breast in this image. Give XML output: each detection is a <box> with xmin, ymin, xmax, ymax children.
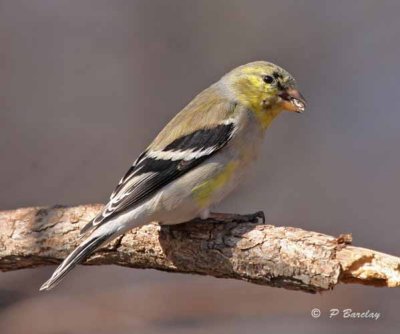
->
<box><xmin>191</xmin><ymin>115</ymin><xmax>265</xmax><ymax>209</ymax></box>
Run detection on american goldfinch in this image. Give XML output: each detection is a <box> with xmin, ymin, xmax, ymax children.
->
<box><xmin>40</xmin><ymin>61</ymin><xmax>306</xmax><ymax>290</ymax></box>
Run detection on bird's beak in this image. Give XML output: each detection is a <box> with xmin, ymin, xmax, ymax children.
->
<box><xmin>279</xmin><ymin>89</ymin><xmax>307</xmax><ymax>113</ymax></box>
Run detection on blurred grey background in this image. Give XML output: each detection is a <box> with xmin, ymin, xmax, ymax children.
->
<box><xmin>1</xmin><ymin>0</ymin><xmax>399</xmax><ymax>333</ymax></box>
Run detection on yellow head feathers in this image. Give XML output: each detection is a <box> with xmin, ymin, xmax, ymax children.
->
<box><xmin>219</xmin><ymin>61</ymin><xmax>306</xmax><ymax>129</ymax></box>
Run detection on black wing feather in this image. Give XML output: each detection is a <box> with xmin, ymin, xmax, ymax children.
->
<box><xmin>82</xmin><ymin>122</ymin><xmax>236</xmax><ymax>233</ymax></box>
<box><xmin>164</xmin><ymin>124</ymin><xmax>234</xmax><ymax>151</ymax></box>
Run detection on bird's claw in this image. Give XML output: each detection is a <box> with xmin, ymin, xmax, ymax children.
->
<box><xmin>242</xmin><ymin>211</ymin><xmax>266</xmax><ymax>224</ymax></box>
<box><xmin>207</xmin><ymin>211</ymin><xmax>266</xmax><ymax>224</ymax></box>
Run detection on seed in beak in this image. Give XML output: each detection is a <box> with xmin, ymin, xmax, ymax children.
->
<box><xmin>279</xmin><ymin>89</ymin><xmax>306</xmax><ymax>113</ymax></box>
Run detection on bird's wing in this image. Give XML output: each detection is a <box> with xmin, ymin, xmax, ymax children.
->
<box><xmin>81</xmin><ymin>102</ymin><xmax>240</xmax><ymax>234</ymax></box>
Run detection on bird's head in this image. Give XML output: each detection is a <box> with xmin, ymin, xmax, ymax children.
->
<box><xmin>221</xmin><ymin>61</ymin><xmax>306</xmax><ymax>128</ymax></box>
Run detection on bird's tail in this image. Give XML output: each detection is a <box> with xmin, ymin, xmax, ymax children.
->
<box><xmin>39</xmin><ymin>230</ymin><xmax>114</xmax><ymax>291</ymax></box>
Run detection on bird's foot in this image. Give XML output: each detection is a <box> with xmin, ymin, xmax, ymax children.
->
<box><xmin>207</xmin><ymin>211</ymin><xmax>265</xmax><ymax>224</ymax></box>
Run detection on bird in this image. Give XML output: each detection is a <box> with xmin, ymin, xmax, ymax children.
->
<box><xmin>40</xmin><ymin>61</ymin><xmax>306</xmax><ymax>291</ymax></box>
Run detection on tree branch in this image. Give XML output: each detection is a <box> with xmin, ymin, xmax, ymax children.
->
<box><xmin>0</xmin><ymin>204</ymin><xmax>399</xmax><ymax>293</ymax></box>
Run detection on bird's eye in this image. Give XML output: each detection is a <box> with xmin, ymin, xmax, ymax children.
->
<box><xmin>262</xmin><ymin>75</ymin><xmax>274</xmax><ymax>84</ymax></box>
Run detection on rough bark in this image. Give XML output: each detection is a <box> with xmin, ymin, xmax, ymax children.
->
<box><xmin>0</xmin><ymin>204</ymin><xmax>399</xmax><ymax>293</ymax></box>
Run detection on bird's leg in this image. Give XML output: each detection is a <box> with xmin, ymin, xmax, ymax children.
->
<box><xmin>207</xmin><ymin>211</ymin><xmax>266</xmax><ymax>224</ymax></box>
